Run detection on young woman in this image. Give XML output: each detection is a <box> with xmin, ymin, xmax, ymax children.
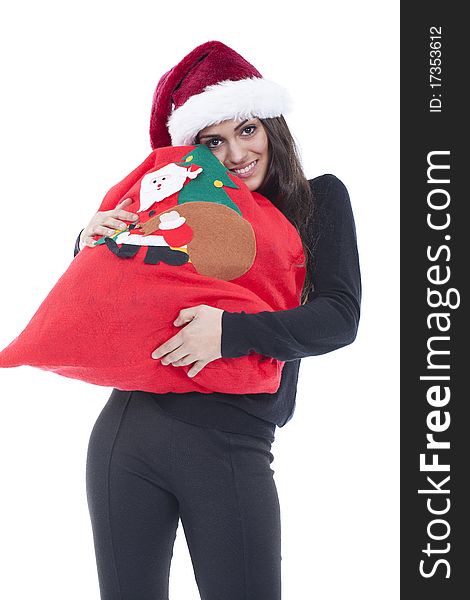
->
<box><xmin>77</xmin><ymin>41</ymin><xmax>361</xmax><ymax>600</ymax></box>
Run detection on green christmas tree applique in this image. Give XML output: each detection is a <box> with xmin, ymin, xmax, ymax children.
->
<box><xmin>177</xmin><ymin>145</ymin><xmax>242</xmax><ymax>215</ymax></box>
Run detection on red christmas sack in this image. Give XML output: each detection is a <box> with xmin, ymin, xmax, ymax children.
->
<box><xmin>0</xmin><ymin>144</ymin><xmax>306</xmax><ymax>394</ymax></box>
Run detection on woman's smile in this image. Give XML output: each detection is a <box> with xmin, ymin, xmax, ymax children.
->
<box><xmin>230</xmin><ymin>159</ymin><xmax>259</xmax><ymax>178</ymax></box>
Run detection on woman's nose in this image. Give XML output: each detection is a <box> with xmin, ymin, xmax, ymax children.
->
<box><xmin>226</xmin><ymin>142</ymin><xmax>248</xmax><ymax>166</ymax></box>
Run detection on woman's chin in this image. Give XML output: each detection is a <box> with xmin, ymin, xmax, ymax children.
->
<box><xmin>243</xmin><ymin>175</ymin><xmax>262</xmax><ymax>192</ymax></box>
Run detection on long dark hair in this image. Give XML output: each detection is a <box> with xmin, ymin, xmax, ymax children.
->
<box><xmin>256</xmin><ymin>116</ymin><xmax>315</xmax><ymax>305</ymax></box>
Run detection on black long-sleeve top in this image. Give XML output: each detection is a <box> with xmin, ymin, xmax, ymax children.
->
<box><xmin>74</xmin><ymin>174</ymin><xmax>361</xmax><ymax>441</ymax></box>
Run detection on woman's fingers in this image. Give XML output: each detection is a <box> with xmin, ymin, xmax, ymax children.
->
<box><xmin>102</xmin><ymin>217</ymin><xmax>128</xmax><ymax>230</ymax></box>
<box><xmin>114</xmin><ymin>196</ymin><xmax>138</xmax><ymax>218</ymax></box>
<box><xmin>94</xmin><ymin>224</ymin><xmax>116</xmax><ymax>237</ymax></box>
<box><xmin>79</xmin><ymin>200</ymin><xmax>138</xmax><ymax>251</ymax></box>
<box><xmin>118</xmin><ymin>210</ymin><xmax>138</xmax><ymax>221</ymax></box>
<box><xmin>115</xmin><ymin>197</ymin><xmax>133</xmax><ymax>209</ymax></box>
<box><xmin>113</xmin><ymin>198</ymin><xmax>138</xmax><ymax>220</ymax></box>
<box><xmin>82</xmin><ymin>224</ymin><xmax>114</xmax><ymax>247</ymax></box>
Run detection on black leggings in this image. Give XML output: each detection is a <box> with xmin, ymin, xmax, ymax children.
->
<box><xmin>85</xmin><ymin>389</ymin><xmax>282</xmax><ymax>600</ymax></box>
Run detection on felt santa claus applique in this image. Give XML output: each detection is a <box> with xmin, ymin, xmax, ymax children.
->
<box><xmin>96</xmin><ymin>160</ymin><xmax>202</xmax><ymax>266</ymax></box>
<box><xmin>93</xmin><ymin>145</ymin><xmax>257</xmax><ymax>281</ymax></box>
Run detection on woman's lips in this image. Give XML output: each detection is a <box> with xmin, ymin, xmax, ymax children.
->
<box><xmin>230</xmin><ymin>159</ymin><xmax>258</xmax><ymax>179</ymax></box>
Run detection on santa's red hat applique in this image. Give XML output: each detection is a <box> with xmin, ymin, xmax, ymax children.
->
<box><xmin>149</xmin><ymin>40</ymin><xmax>292</xmax><ymax>149</ymax></box>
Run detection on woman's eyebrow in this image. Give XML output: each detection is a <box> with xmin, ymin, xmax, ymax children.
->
<box><xmin>198</xmin><ymin>132</ymin><xmax>219</xmax><ymax>140</ymax></box>
<box><xmin>198</xmin><ymin>119</ymin><xmax>250</xmax><ymax>140</ymax></box>
<box><xmin>233</xmin><ymin>119</ymin><xmax>249</xmax><ymax>132</ymax></box>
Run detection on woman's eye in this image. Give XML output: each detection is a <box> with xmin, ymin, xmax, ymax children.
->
<box><xmin>207</xmin><ymin>138</ymin><xmax>222</xmax><ymax>149</ymax></box>
<box><xmin>242</xmin><ymin>125</ymin><xmax>256</xmax><ymax>135</ymax></box>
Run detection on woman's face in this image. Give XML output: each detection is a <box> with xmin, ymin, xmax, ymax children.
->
<box><xmin>197</xmin><ymin>118</ymin><xmax>269</xmax><ymax>191</ymax></box>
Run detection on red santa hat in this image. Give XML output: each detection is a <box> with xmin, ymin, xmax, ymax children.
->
<box><xmin>149</xmin><ymin>40</ymin><xmax>292</xmax><ymax>149</ymax></box>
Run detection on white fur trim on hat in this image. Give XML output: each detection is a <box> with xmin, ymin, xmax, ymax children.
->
<box><xmin>167</xmin><ymin>77</ymin><xmax>293</xmax><ymax>146</ymax></box>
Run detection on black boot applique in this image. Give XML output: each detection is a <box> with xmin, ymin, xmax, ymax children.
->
<box><xmin>143</xmin><ymin>246</ymin><xmax>189</xmax><ymax>266</ymax></box>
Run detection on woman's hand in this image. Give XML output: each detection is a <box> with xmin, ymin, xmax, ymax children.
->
<box><xmin>79</xmin><ymin>197</ymin><xmax>139</xmax><ymax>250</ymax></box>
<box><xmin>152</xmin><ymin>305</ymin><xmax>224</xmax><ymax>378</ymax></box>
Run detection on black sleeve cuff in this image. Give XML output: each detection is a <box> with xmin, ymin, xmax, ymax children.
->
<box><xmin>74</xmin><ymin>229</ymin><xmax>84</xmax><ymax>257</ymax></box>
<box><xmin>221</xmin><ymin>311</ymin><xmax>255</xmax><ymax>358</ymax></box>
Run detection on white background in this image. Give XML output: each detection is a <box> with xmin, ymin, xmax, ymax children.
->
<box><xmin>0</xmin><ymin>1</ymin><xmax>399</xmax><ymax>598</ymax></box>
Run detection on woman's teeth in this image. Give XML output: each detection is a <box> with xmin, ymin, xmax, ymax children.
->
<box><xmin>233</xmin><ymin>160</ymin><xmax>257</xmax><ymax>174</ymax></box>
